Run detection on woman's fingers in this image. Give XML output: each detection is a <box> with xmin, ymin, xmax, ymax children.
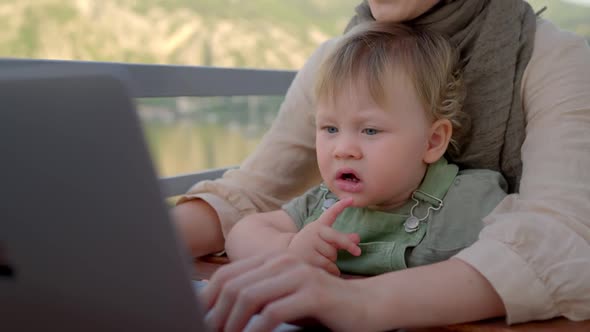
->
<box><xmin>204</xmin><ymin>255</ymin><xmax>303</xmax><ymax>331</ymax></box>
<box><xmin>205</xmin><ymin>254</ymin><xmax>372</xmax><ymax>332</ymax></box>
<box><xmin>245</xmin><ymin>276</ymin><xmax>369</xmax><ymax>332</ymax></box>
<box><xmin>242</xmin><ymin>270</ymin><xmax>360</xmax><ymax>332</ymax></box>
<box><xmin>223</xmin><ymin>264</ymin><xmax>318</xmax><ymax>332</ymax></box>
<box><xmin>223</xmin><ymin>277</ymin><xmax>298</xmax><ymax>332</ymax></box>
<box><xmin>200</xmin><ymin>254</ymin><xmax>269</xmax><ymax>309</ymax></box>
<box><xmin>244</xmin><ymin>291</ymin><xmax>319</xmax><ymax>332</ymax></box>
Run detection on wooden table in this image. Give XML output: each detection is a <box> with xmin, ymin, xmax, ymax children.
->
<box><xmin>194</xmin><ymin>257</ymin><xmax>590</xmax><ymax>331</ymax></box>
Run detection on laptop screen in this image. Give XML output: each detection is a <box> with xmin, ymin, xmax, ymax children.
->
<box><xmin>0</xmin><ymin>69</ymin><xmax>207</xmax><ymax>331</ymax></box>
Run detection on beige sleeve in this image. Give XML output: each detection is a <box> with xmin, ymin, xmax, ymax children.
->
<box><xmin>177</xmin><ymin>39</ymin><xmax>338</xmax><ymax>237</ymax></box>
<box><xmin>455</xmin><ymin>19</ymin><xmax>590</xmax><ymax>324</ymax></box>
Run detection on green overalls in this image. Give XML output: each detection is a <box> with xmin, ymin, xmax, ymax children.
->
<box><xmin>283</xmin><ymin>158</ymin><xmax>508</xmax><ymax>275</ymax></box>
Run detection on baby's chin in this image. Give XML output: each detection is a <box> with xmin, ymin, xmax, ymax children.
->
<box><xmin>332</xmin><ymin>193</ymin><xmax>372</xmax><ymax>208</ymax></box>
<box><xmin>369</xmin><ymin>199</ymin><xmax>407</xmax><ymax>211</ymax></box>
<box><xmin>326</xmin><ymin>186</ymin><xmax>380</xmax><ymax>208</ymax></box>
<box><xmin>339</xmin><ymin>193</ymin><xmax>402</xmax><ymax>210</ymax></box>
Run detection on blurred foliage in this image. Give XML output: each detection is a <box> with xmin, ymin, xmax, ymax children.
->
<box><xmin>1</xmin><ymin>0</ymin><xmax>587</xmax><ymax>69</ymax></box>
<box><xmin>0</xmin><ymin>0</ymin><xmax>359</xmax><ymax>68</ymax></box>
<box><xmin>528</xmin><ymin>0</ymin><xmax>590</xmax><ymax>37</ymax></box>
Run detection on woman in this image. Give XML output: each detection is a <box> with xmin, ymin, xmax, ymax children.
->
<box><xmin>174</xmin><ymin>0</ymin><xmax>590</xmax><ymax>330</ymax></box>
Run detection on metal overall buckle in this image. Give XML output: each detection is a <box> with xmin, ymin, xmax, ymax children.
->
<box><xmin>403</xmin><ymin>190</ymin><xmax>443</xmax><ymax>233</ymax></box>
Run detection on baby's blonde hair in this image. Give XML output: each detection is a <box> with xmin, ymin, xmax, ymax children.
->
<box><xmin>315</xmin><ymin>22</ymin><xmax>467</xmax><ymax>156</ymax></box>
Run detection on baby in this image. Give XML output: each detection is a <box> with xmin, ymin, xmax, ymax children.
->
<box><xmin>225</xmin><ymin>22</ymin><xmax>507</xmax><ymax>276</ymax></box>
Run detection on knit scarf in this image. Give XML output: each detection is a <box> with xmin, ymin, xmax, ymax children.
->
<box><xmin>345</xmin><ymin>0</ymin><xmax>537</xmax><ymax>192</ymax></box>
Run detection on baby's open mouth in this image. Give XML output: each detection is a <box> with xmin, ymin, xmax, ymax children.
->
<box><xmin>334</xmin><ymin>169</ymin><xmax>363</xmax><ymax>193</ymax></box>
<box><xmin>340</xmin><ymin>173</ymin><xmax>360</xmax><ymax>182</ymax></box>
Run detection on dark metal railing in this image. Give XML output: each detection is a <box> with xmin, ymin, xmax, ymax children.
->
<box><xmin>0</xmin><ymin>58</ymin><xmax>296</xmax><ymax>196</ymax></box>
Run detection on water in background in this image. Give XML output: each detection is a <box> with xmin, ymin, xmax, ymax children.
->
<box><xmin>137</xmin><ymin>96</ymin><xmax>283</xmax><ymax>177</ymax></box>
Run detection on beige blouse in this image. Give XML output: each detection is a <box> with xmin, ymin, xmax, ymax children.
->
<box><xmin>179</xmin><ymin>18</ymin><xmax>590</xmax><ymax>324</ymax></box>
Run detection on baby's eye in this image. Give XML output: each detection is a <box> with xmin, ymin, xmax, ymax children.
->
<box><xmin>324</xmin><ymin>126</ymin><xmax>338</xmax><ymax>134</ymax></box>
<box><xmin>363</xmin><ymin>128</ymin><xmax>379</xmax><ymax>135</ymax></box>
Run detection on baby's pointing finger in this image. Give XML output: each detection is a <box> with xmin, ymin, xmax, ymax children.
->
<box><xmin>318</xmin><ymin>197</ymin><xmax>353</xmax><ymax>227</ymax></box>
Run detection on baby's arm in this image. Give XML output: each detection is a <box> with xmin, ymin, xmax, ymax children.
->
<box><xmin>225</xmin><ymin>209</ymin><xmax>298</xmax><ymax>261</ymax></box>
<box><xmin>225</xmin><ymin>197</ymin><xmax>360</xmax><ymax>275</ymax></box>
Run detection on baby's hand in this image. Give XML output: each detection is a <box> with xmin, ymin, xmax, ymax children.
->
<box><xmin>287</xmin><ymin>197</ymin><xmax>361</xmax><ymax>276</ymax></box>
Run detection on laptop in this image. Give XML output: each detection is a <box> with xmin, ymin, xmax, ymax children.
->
<box><xmin>0</xmin><ymin>68</ymin><xmax>301</xmax><ymax>331</ymax></box>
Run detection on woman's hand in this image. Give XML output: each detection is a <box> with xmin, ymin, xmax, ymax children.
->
<box><xmin>287</xmin><ymin>197</ymin><xmax>361</xmax><ymax>276</ymax></box>
<box><xmin>199</xmin><ymin>250</ymin><xmax>506</xmax><ymax>332</ymax></box>
<box><xmin>200</xmin><ymin>254</ymin><xmax>373</xmax><ymax>332</ymax></box>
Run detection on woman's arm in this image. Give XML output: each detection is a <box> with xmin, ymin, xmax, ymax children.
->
<box><xmin>225</xmin><ymin>210</ymin><xmax>298</xmax><ymax>261</ymax></box>
<box><xmin>200</xmin><ymin>254</ymin><xmax>504</xmax><ymax>332</ymax></box>
<box><xmin>359</xmin><ymin>258</ymin><xmax>505</xmax><ymax>329</ymax></box>
<box><xmin>454</xmin><ymin>19</ymin><xmax>590</xmax><ymax>323</ymax></box>
<box><xmin>172</xmin><ymin>40</ymin><xmax>338</xmax><ymax>257</ymax></box>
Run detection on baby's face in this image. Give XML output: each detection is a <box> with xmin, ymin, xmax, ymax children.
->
<box><xmin>315</xmin><ymin>72</ymin><xmax>432</xmax><ymax>210</ymax></box>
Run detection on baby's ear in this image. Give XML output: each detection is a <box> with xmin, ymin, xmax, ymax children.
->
<box><xmin>423</xmin><ymin>119</ymin><xmax>452</xmax><ymax>164</ymax></box>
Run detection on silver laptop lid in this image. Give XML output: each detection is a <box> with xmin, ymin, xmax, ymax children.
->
<box><xmin>0</xmin><ymin>69</ymin><xmax>206</xmax><ymax>331</ymax></box>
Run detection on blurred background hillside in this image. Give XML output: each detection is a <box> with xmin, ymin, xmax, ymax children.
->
<box><xmin>3</xmin><ymin>0</ymin><xmax>589</xmax><ymax>70</ymax></box>
<box><xmin>1</xmin><ymin>0</ymin><xmax>358</xmax><ymax>69</ymax></box>
<box><xmin>4</xmin><ymin>0</ymin><xmax>589</xmax><ymax>178</ymax></box>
